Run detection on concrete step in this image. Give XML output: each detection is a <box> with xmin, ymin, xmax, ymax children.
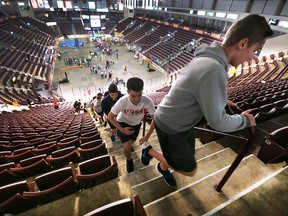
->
<box><xmin>112</xmin><ymin>142</ymin><xmax>225</xmax><ymax>193</ymax></box>
<box><xmin>210</xmin><ymin>164</ymin><xmax>288</xmax><ymax>216</ymax></box>
<box><xmin>143</xmin><ymin>155</ymin><xmax>284</xmax><ymax>216</ymax></box>
<box><xmin>116</xmin><ymin>140</ymin><xmax>222</xmax><ymax>177</ymax></box>
<box><xmin>109</xmin><ymin>134</ymin><xmax>160</xmax><ymax>159</ymax></box>
<box><xmin>110</xmin><ymin>128</ymin><xmax>203</xmax><ymax>162</ymax></box>
<box><xmin>132</xmin><ymin>147</ymin><xmax>237</xmax><ymax>205</ymax></box>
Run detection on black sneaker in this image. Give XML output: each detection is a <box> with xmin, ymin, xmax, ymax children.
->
<box><xmin>141</xmin><ymin>144</ymin><xmax>153</xmax><ymax>166</ymax></box>
<box><xmin>131</xmin><ymin>147</ymin><xmax>135</xmax><ymax>152</ymax></box>
<box><xmin>110</xmin><ymin>135</ymin><xmax>116</xmax><ymax>142</ymax></box>
<box><xmin>126</xmin><ymin>159</ymin><xmax>134</xmax><ymax>173</ymax></box>
<box><xmin>116</xmin><ymin>130</ymin><xmax>120</xmax><ymax>138</ymax></box>
<box><xmin>156</xmin><ymin>163</ymin><xmax>177</xmax><ymax>187</ymax></box>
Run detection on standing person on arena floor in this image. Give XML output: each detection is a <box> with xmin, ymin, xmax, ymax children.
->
<box><xmin>139</xmin><ymin>14</ymin><xmax>273</xmax><ymax>187</ymax></box>
<box><xmin>53</xmin><ymin>98</ymin><xmax>59</xmax><ymax>109</ymax></box>
<box><xmin>101</xmin><ymin>83</ymin><xmax>124</xmax><ymax>142</ymax></box>
<box><xmin>107</xmin><ymin>77</ymin><xmax>156</xmax><ymax>173</ymax></box>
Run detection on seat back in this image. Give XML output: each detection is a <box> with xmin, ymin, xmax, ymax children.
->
<box><xmin>80</xmin><ymin>133</ymin><xmax>101</xmax><ymax>144</ymax></box>
<box><xmin>0</xmin><ymin>169</ymin><xmax>21</xmax><ymax>187</ymax></box>
<box><xmin>19</xmin><ymin>154</ymin><xmax>47</xmax><ymax>167</ymax></box>
<box><xmin>273</xmin><ymin>99</ymin><xmax>287</xmax><ymax>108</ymax></box>
<box><xmin>79</xmin><ymin>155</ymin><xmax>111</xmax><ymax>174</ymax></box>
<box><xmin>51</xmin><ymin>146</ymin><xmax>76</xmax><ymax>158</ymax></box>
<box><xmin>0</xmin><ymin>180</ymin><xmax>29</xmax><ymax>203</ymax></box>
<box><xmin>0</xmin><ymin>162</ymin><xmax>15</xmax><ymax>171</ymax></box>
<box><xmin>46</xmin><ymin>134</ymin><xmax>63</xmax><ymax>142</ymax></box>
<box><xmin>80</xmin><ymin>139</ymin><xmax>103</xmax><ymax>149</ymax></box>
<box><xmin>35</xmin><ymin>167</ymin><xmax>74</xmax><ymax>191</ymax></box>
<box><xmin>81</xmin><ymin>126</ymin><xmax>98</xmax><ymax>135</ymax></box>
<box><xmin>78</xmin><ymin>142</ymin><xmax>108</xmax><ymax>160</ymax></box>
<box><xmin>259</xmin><ymin>103</ymin><xmax>275</xmax><ymax>113</ymax></box>
<box><xmin>81</xmin><ymin>130</ymin><xmax>100</xmax><ymax>138</ymax></box>
<box><xmin>63</xmin><ymin>130</ymin><xmax>80</xmax><ymax>138</ymax></box>
<box><xmin>58</xmin><ymin>136</ymin><xmax>80</xmax><ymax>148</ymax></box>
<box><xmin>76</xmin><ymin>155</ymin><xmax>118</xmax><ymax>189</ymax></box>
<box><xmin>5</xmin><ymin>150</ymin><xmax>35</xmax><ymax>163</ymax></box>
<box><xmin>37</xmin><ymin>141</ymin><xmax>57</xmax><ymax>149</ymax></box>
<box><xmin>270</xmin><ymin>126</ymin><xmax>288</xmax><ymax>148</ymax></box>
<box><xmin>257</xmin><ymin>126</ymin><xmax>288</xmax><ymax>164</ymax></box>
<box><xmin>59</xmin><ymin>136</ymin><xmax>79</xmax><ymax>143</ymax></box>
<box><xmin>32</xmin><ymin>142</ymin><xmax>58</xmax><ymax>155</ymax></box>
<box><xmin>28</xmin><ymin>138</ymin><xmax>44</xmax><ymax>147</ymax></box>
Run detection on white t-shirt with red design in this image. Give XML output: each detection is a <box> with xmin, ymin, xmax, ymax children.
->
<box><xmin>111</xmin><ymin>94</ymin><xmax>155</xmax><ymax>126</ymax></box>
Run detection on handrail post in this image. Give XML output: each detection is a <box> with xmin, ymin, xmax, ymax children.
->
<box><xmin>142</xmin><ymin>112</ymin><xmax>146</xmax><ymax>137</ymax></box>
<box><xmin>215</xmin><ymin>127</ymin><xmax>256</xmax><ymax>192</ymax></box>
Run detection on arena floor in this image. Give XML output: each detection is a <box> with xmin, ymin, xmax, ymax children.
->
<box><xmin>52</xmin><ymin>40</ymin><xmax>167</xmax><ymax>102</ymax></box>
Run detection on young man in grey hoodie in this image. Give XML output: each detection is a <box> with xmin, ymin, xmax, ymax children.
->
<box><xmin>139</xmin><ymin>14</ymin><xmax>273</xmax><ymax>187</ymax></box>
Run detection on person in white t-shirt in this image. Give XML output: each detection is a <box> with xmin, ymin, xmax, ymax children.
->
<box><xmin>107</xmin><ymin>77</ymin><xmax>155</xmax><ymax>173</ymax></box>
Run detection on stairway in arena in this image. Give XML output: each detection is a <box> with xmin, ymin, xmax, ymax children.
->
<box><xmin>16</xmin><ymin>112</ymin><xmax>288</xmax><ymax>216</ymax></box>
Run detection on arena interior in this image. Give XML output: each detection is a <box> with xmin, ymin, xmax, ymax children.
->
<box><xmin>0</xmin><ymin>0</ymin><xmax>288</xmax><ymax>215</ymax></box>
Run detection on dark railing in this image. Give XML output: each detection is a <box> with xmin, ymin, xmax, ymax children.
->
<box><xmin>194</xmin><ymin>125</ymin><xmax>255</xmax><ymax>192</ymax></box>
<box><xmin>215</xmin><ymin>126</ymin><xmax>255</xmax><ymax>192</ymax></box>
<box><xmin>197</xmin><ymin>106</ymin><xmax>256</xmax><ymax>191</ymax></box>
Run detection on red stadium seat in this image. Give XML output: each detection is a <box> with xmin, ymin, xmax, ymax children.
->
<box><xmin>75</xmin><ymin>155</ymin><xmax>118</xmax><ymax>189</ymax></box>
<box><xmin>23</xmin><ymin>167</ymin><xmax>78</xmax><ymax>205</ymax></box>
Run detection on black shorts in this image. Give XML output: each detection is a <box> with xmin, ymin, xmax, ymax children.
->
<box><xmin>107</xmin><ymin>119</ymin><xmax>116</xmax><ymax>129</ymax></box>
<box><xmin>117</xmin><ymin>122</ymin><xmax>141</xmax><ymax>143</ymax></box>
<box><xmin>96</xmin><ymin>111</ymin><xmax>104</xmax><ymax>120</ymax></box>
<box><xmin>155</xmin><ymin>123</ymin><xmax>197</xmax><ymax>172</ymax></box>
<box><xmin>96</xmin><ymin>111</ymin><xmax>104</xmax><ymax>117</ymax></box>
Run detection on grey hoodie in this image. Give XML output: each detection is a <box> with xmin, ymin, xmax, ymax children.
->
<box><xmin>154</xmin><ymin>41</ymin><xmax>250</xmax><ymax>133</ymax></box>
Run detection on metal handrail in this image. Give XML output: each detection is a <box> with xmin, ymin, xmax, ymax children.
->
<box><xmin>194</xmin><ymin>126</ymin><xmax>248</xmax><ymax>141</ymax></box>
<box><xmin>196</xmin><ymin>105</ymin><xmax>256</xmax><ymax>192</ymax></box>
<box><xmin>142</xmin><ymin>112</ymin><xmax>147</xmax><ymax>137</ymax></box>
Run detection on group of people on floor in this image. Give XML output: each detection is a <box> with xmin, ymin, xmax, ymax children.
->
<box><xmin>64</xmin><ymin>57</ymin><xmax>91</xmax><ymax>67</ymax></box>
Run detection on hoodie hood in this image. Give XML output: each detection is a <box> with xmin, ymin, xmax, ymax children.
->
<box><xmin>195</xmin><ymin>41</ymin><xmax>229</xmax><ymax>72</ymax></box>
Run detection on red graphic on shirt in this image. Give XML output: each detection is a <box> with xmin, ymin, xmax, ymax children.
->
<box><xmin>124</xmin><ymin>108</ymin><xmax>145</xmax><ymax>115</ymax></box>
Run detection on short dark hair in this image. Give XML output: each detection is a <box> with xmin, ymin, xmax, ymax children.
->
<box><xmin>108</xmin><ymin>83</ymin><xmax>118</xmax><ymax>93</ymax></box>
<box><xmin>223</xmin><ymin>14</ymin><xmax>273</xmax><ymax>47</ymax></box>
<box><xmin>127</xmin><ymin>77</ymin><xmax>144</xmax><ymax>92</ymax></box>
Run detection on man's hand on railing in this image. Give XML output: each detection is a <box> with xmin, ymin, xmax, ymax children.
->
<box><xmin>242</xmin><ymin>109</ymin><xmax>257</xmax><ymax>127</ymax></box>
<box><xmin>227</xmin><ymin>99</ymin><xmax>238</xmax><ymax>108</ymax></box>
<box><xmin>227</xmin><ymin>103</ymin><xmax>257</xmax><ymax>128</ymax></box>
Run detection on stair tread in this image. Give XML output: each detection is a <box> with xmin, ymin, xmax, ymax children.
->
<box><xmin>212</xmin><ymin>165</ymin><xmax>288</xmax><ymax>216</ymax></box>
<box><xmin>143</xmin><ymin>155</ymin><xmax>284</xmax><ymax>216</ymax></box>
<box><xmin>116</xmin><ymin>141</ymin><xmax>223</xmax><ymax>176</ymax></box>
<box><xmin>132</xmin><ymin>147</ymin><xmax>237</xmax><ymax>205</ymax></box>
